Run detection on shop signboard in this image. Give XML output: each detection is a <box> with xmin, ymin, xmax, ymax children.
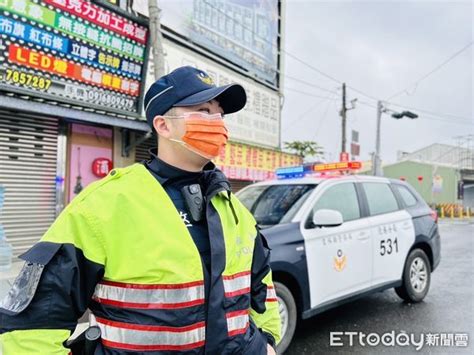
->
<box><xmin>214</xmin><ymin>141</ymin><xmax>302</xmax><ymax>181</ymax></box>
<box><xmin>133</xmin><ymin>0</ymin><xmax>280</xmax><ymax>87</ymax></box>
<box><xmin>151</xmin><ymin>39</ymin><xmax>280</xmax><ymax>149</ymax></box>
<box><xmin>0</xmin><ymin>0</ymin><xmax>149</xmax><ymax>116</ymax></box>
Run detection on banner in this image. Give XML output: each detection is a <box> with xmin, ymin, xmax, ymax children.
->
<box><xmin>214</xmin><ymin>141</ymin><xmax>302</xmax><ymax>181</ymax></box>
<box><xmin>134</xmin><ymin>0</ymin><xmax>279</xmax><ymax>87</ymax></box>
<box><xmin>432</xmin><ymin>175</ymin><xmax>443</xmax><ymax>194</ymax></box>
<box><xmin>0</xmin><ymin>0</ymin><xmax>149</xmax><ymax>116</ymax></box>
<box><xmin>152</xmin><ymin>39</ymin><xmax>280</xmax><ymax>148</ymax></box>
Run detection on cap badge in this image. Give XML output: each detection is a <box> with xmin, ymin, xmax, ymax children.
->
<box><xmin>197</xmin><ymin>72</ymin><xmax>214</xmax><ymax>86</ymax></box>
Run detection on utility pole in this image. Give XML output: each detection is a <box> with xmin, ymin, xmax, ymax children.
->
<box><xmin>341</xmin><ymin>83</ymin><xmax>347</xmax><ymax>154</ymax></box>
<box><xmin>372</xmin><ymin>100</ymin><xmax>383</xmax><ymax>176</ymax></box>
<box><xmin>148</xmin><ymin>0</ymin><xmax>165</xmax><ymax>80</ymax></box>
<box><xmin>340</xmin><ymin>83</ymin><xmax>357</xmax><ymax>158</ymax></box>
<box><xmin>371</xmin><ymin>102</ymin><xmax>418</xmax><ymax>176</ymax></box>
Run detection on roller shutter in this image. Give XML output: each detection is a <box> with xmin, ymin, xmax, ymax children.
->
<box><xmin>135</xmin><ymin>132</ymin><xmax>156</xmax><ymax>163</ymax></box>
<box><xmin>0</xmin><ymin>111</ymin><xmax>58</xmax><ymax>257</ymax></box>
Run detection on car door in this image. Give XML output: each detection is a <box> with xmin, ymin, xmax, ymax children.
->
<box><xmin>360</xmin><ymin>181</ymin><xmax>416</xmax><ymax>287</ymax></box>
<box><xmin>301</xmin><ymin>181</ymin><xmax>373</xmax><ymax>309</ymax></box>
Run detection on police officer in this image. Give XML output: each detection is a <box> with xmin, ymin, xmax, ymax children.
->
<box><xmin>0</xmin><ymin>66</ymin><xmax>281</xmax><ymax>354</ymax></box>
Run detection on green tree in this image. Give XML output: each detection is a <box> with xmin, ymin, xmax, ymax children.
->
<box><xmin>284</xmin><ymin>141</ymin><xmax>324</xmax><ymax>161</ymax></box>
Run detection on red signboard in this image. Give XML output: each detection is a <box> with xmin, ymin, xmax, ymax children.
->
<box><xmin>92</xmin><ymin>158</ymin><xmax>113</xmax><ymax>177</ymax></box>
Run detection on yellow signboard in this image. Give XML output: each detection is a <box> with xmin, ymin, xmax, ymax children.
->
<box><xmin>214</xmin><ymin>142</ymin><xmax>302</xmax><ymax>180</ymax></box>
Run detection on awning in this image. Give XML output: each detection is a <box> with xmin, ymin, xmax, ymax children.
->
<box><xmin>0</xmin><ymin>95</ymin><xmax>150</xmax><ymax>132</ymax></box>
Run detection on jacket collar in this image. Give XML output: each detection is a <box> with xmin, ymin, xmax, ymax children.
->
<box><xmin>144</xmin><ymin>147</ymin><xmax>232</xmax><ymax>197</ymax></box>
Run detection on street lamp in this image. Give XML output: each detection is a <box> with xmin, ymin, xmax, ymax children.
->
<box><xmin>372</xmin><ymin>102</ymin><xmax>418</xmax><ymax>176</ymax></box>
<box><xmin>391</xmin><ymin>111</ymin><xmax>418</xmax><ymax>120</ymax></box>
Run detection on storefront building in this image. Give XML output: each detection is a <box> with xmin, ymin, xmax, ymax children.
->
<box><xmin>0</xmin><ymin>0</ymin><xmax>150</xmax><ymax>255</ymax></box>
<box><xmin>133</xmin><ymin>0</ymin><xmax>298</xmax><ymax>191</ymax></box>
<box><xmin>1</xmin><ymin>0</ymin><xmax>298</xmax><ymax>256</ymax></box>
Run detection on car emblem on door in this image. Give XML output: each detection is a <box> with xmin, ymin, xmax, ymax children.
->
<box><xmin>334</xmin><ymin>249</ymin><xmax>347</xmax><ymax>272</ymax></box>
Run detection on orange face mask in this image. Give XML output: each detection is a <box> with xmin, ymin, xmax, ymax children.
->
<box><xmin>167</xmin><ymin>112</ymin><xmax>229</xmax><ymax>160</ymax></box>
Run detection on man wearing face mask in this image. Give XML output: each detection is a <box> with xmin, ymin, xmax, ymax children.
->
<box><xmin>0</xmin><ymin>66</ymin><xmax>281</xmax><ymax>355</ymax></box>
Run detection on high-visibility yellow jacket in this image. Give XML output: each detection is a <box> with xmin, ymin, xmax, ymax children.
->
<box><xmin>0</xmin><ymin>163</ymin><xmax>281</xmax><ymax>354</ymax></box>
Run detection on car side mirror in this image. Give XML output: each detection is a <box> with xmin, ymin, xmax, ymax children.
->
<box><xmin>312</xmin><ymin>209</ymin><xmax>343</xmax><ymax>228</ymax></box>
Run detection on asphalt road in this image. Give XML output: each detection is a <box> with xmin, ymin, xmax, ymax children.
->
<box><xmin>285</xmin><ymin>220</ymin><xmax>474</xmax><ymax>355</ymax></box>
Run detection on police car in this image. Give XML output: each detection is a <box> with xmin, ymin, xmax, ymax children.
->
<box><xmin>235</xmin><ymin>162</ymin><xmax>441</xmax><ymax>353</ymax></box>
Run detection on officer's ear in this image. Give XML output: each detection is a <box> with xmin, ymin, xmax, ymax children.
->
<box><xmin>153</xmin><ymin>116</ymin><xmax>172</xmax><ymax>139</ymax></box>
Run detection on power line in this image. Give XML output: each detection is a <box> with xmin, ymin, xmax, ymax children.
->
<box><xmin>285</xmin><ymin>54</ymin><xmax>379</xmax><ymax>102</ymax></box>
<box><xmin>386</xmin><ymin>41</ymin><xmax>474</xmax><ymax>100</ymax></box>
<box><xmin>196</xmin><ymin>1</ymin><xmax>470</xmax><ymax>127</ymax></box>
<box><xmin>166</xmin><ymin>1</ymin><xmax>342</xmax><ymax>97</ymax></box>
<box><xmin>358</xmin><ymin>100</ymin><xmax>472</xmax><ymax>122</ymax></box>
<box><xmin>284</xmin><ymin>74</ymin><xmax>339</xmax><ymax>95</ymax></box>
<box><xmin>386</xmin><ymin>102</ymin><xmax>472</xmax><ymax>122</ymax></box>
<box><xmin>411</xmin><ymin>115</ymin><xmax>471</xmax><ymax>126</ymax></box>
<box><xmin>346</xmin><ymin>86</ymin><xmax>379</xmax><ymax>102</ymax></box>
<box><xmin>285</xmin><ymin>86</ymin><xmax>340</xmax><ymax>100</ymax></box>
<box><xmin>283</xmin><ymin>89</ymin><xmax>339</xmax><ymax>128</ymax></box>
<box><xmin>200</xmin><ymin>0</ymin><xmax>379</xmax><ymax>102</ymax></box>
<box><xmin>283</xmin><ymin>51</ymin><xmax>341</xmax><ymax>84</ymax></box>
<box><xmin>357</xmin><ymin>100</ymin><xmax>378</xmax><ymax>109</ymax></box>
<box><xmin>167</xmin><ymin>1</ymin><xmax>342</xmax><ymax>98</ymax></box>
<box><xmin>357</xmin><ymin>100</ymin><xmax>473</xmax><ymax>126</ymax></box>
<box><xmin>311</xmin><ymin>91</ymin><xmax>339</xmax><ymax>141</ymax></box>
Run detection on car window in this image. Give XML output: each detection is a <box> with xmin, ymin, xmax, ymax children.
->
<box><xmin>280</xmin><ymin>188</ymin><xmax>315</xmax><ymax>224</ymax></box>
<box><xmin>236</xmin><ymin>185</ymin><xmax>268</xmax><ymax>211</ymax></box>
<box><xmin>363</xmin><ymin>182</ymin><xmax>399</xmax><ymax>215</ymax></box>
<box><xmin>310</xmin><ymin>183</ymin><xmax>360</xmax><ymax>223</ymax></box>
<box><xmin>394</xmin><ymin>184</ymin><xmax>418</xmax><ymax>207</ymax></box>
<box><xmin>248</xmin><ymin>184</ymin><xmax>316</xmax><ymax>226</ymax></box>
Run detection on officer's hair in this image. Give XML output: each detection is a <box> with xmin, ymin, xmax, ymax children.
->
<box><xmin>152</xmin><ymin>107</ymin><xmax>176</xmax><ymax>133</ymax></box>
<box><xmin>155</xmin><ymin>107</ymin><xmax>177</xmax><ymax>150</ymax></box>
<box><xmin>163</xmin><ymin>107</ymin><xmax>177</xmax><ymax>117</ymax></box>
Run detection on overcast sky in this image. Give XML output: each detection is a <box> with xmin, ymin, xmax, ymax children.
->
<box><xmin>281</xmin><ymin>0</ymin><xmax>473</xmax><ymax>164</ymax></box>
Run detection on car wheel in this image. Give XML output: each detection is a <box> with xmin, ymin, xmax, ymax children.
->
<box><xmin>274</xmin><ymin>282</ymin><xmax>297</xmax><ymax>354</ymax></box>
<box><xmin>395</xmin><ymin>248</ymin><xmax>431</xmax><ymax>302</ymax></box>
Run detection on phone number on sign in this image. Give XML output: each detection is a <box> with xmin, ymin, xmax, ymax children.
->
<box><xmin>3</xmin><ymin>69</ymin><xmax>52</xmax><ymax>90</ymax></box>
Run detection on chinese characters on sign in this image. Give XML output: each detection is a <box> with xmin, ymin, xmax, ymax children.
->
<box><xmin>158</xmin><ymin>40</ymin><xmax>280</xmax><ymax>148</ymax></box>
<box><xmin>135</xmin><ymin>0</ymin><xmax>279</xmax><ymax>86</ymax></box>
<box><xmin>189</xmin><ymin>0</ymin><xmax>279</xmax><ymax>86</ymax></box>
<box><xmin>92</xmin><ymin>157</ymin><xmax>113</xmax><ymax>177</ymax></box>
<box><xmin>214</xmin><ymin>141</ymin><xmax>302</xmax><ymax>181</ymax></box>
<box><xmin>0</xmin><ymin>0</ymin><xmax>148</xmax><ymax>115</ymax></box>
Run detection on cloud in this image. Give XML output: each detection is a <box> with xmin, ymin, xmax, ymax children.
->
<box><xmin>282</xmin><ymin>0</ymin><xmax>473</xmax><ymax>164</ymax></box>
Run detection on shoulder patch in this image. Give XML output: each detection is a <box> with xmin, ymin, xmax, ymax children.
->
<box><xmin>0</xmin><ymin>242</ymin><xmax>61</xmax><ymax>315</ymax></box>
<box><xmin>0</xmin><ymin>262</ymin><xmax>44</xmax><ymax>315</ymax></box>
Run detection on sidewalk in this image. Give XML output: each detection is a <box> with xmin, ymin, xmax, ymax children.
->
<box><xmin>438</xmin><ymin>217</ymin><xmax>474</xmax><ymax>225</ymax></box>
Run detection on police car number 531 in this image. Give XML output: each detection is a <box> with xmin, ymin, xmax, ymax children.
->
<box><xmin>380</xmin><ymin>237</ymin><xmax>398</xmax><ymax>256</ymax></box>
<box><xmin>237</xmin><ymin>174</ymin><xmax>441</xmax><ymax>354</ymax></box>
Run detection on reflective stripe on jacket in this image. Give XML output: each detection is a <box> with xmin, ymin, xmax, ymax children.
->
<box><xmin>0</xmin><ymin>163</ymin><xmax>281</xmax><ymax>354</ymax></box>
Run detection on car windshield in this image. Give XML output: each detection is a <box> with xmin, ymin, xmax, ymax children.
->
<box><xmin>237</xmin><ymin>184</ymin><xmax>316</xmax><ymax>226</ymax></box>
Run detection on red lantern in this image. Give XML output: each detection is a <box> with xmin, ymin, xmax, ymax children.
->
<box><xmin>92</xmin><ymin>158</ymin><xmax>113</xmax><ymax>178</ymax></box>
<box><xmin>417</xmin><ymin>175</ymin><xmax>423</xmax><ymax>182</ymax></box>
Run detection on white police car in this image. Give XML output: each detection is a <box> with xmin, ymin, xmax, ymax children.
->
<box><xmin>236</xmin><ymin>165</ymin><xmax>441</xmax><ymax>353</ymax></box>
